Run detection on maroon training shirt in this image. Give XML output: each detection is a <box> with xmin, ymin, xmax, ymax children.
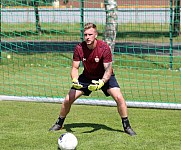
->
<box><xmin>73</xmin><ymin>40</ymin><xmax>113</xmax><ymax>80</ymax></box>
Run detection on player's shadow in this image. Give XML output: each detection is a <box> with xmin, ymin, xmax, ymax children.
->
<box><xmin>64</xmin><ymin>123</ymin><xmax>123</xmax><ymax>133</ymax></box>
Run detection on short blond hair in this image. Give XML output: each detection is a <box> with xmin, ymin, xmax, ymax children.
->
<box><xmin>84</xmin><ymin>23</ymin><xmax>97</xmax><ymax>31</ymax></box>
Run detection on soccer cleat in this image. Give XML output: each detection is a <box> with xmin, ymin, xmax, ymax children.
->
<box><xmin>124</xmin><ymin>127</ymin><xmax>136</xmax><ymax>136</ymax></box>
<box><xmin>49</xmin><ymin>124</ymin><xmax>62</xmax><ymax>131</ymax></box>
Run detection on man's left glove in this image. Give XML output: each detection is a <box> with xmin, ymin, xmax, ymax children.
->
<box><xmin>88</xmin><ymin>79</ymin><xmax>104</xmax><ymax>91</ymax></box>
<box><xmin>72</xmin><ymin>78</ymin><xmax>83</xmax><ymax>89</ymax></box>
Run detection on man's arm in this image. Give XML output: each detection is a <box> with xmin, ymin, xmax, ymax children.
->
<box><xmin>71</xmin><ymin>60</ymin><xmax>80</xmax><ymax>80</ymax></box>
<box><xmin>102</xmin><ymin>62</ymin><xmax>113</xmax><ymax>83</ymax></box>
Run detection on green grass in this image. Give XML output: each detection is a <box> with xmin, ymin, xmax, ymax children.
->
<box><xmin>1</xmin><ymin>100</ymin><xmax>181</xmax><ymax>150</ymax></box>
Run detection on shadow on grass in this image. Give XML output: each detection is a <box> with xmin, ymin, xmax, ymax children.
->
<box><xmin>64</xmin><ymin>123</ymin><xmax>123</xmax><ymax>133</ymax></box>
<box><xmin>116</xmin><ymin>31</ymin><xmax>171</xmax><ymax>38</ymax></box>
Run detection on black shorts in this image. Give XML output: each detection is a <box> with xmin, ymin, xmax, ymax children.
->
<box><xmin>71</xmin><ymin>74</ymin><xmax>120</xmax><ymax>96</ymax></box>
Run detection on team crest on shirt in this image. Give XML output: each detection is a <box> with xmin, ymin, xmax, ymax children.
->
<box><xmin>95</xmin><ymin>56</ymin><xmax>99</xmax><ymax>62</ymax></box>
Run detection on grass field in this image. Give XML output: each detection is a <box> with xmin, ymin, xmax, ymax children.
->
<box><xmin>1</xmin><ymin>100</ymin><xmax>181</xmax><ymax>150</ymax></box>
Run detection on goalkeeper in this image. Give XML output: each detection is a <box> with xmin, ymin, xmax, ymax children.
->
<box><xmin>49</xmin><ymin>23</ymin><xmax>136</xmax><ymax>136</ymax></box>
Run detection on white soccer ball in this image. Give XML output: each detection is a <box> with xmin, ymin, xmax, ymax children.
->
<box><xmin>58</xmin><ymin>133</ymin><xmax>78</xmax><ymax>150</ymax></box>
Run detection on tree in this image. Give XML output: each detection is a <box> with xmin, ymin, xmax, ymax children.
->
<box><xmin>103</xmin><ymin>0</ymin><xmax>118</xmax><ymax>54</ymax></box>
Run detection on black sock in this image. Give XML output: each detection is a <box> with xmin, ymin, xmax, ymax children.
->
<box><xmin>56</xmin><ymin>116</ymin><xmax>65</xmax><ymax>126</ymax></box>
<box><xmin>122</xmin><ymin>117</ymin><xmax>131</xmax><ymax>129</ymax></box>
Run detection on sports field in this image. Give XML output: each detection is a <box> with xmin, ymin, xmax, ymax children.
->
<box><xmin>1</xmin><ymin>1</ymin><xmax>181</xmax><ymax>149</ymax></box>
<box><xmin>1</xmin><ymin>100</ymin><xmax>181</xmax><ymax>150</ymax></box>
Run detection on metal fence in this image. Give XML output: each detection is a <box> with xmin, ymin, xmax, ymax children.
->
<box><xmin>1</xmin><ymin>8</ymin><xmax>173</xmax><ymax>23</ymax></box>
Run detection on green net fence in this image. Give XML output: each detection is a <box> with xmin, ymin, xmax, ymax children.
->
<box><xmin>0</xmin><ymin>0</ymin><xmax>181</xmax><ymax>109</ymax></box>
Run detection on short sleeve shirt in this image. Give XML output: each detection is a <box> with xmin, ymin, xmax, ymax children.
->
<box><xmin>73</xmin><ymin>40</ymin><xmax>113</xmax><ymax>80</ymax></box>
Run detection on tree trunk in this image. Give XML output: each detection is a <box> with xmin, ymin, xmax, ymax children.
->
<box><xmin>34</xmin><ymin>0</ymin><xmax>42</xmax><ymax>35</ymax></box>
<box><xmin>173</xmin><ymin>0</ymin><xmax>180</xmax><ymax>36</ymax></box>
<box><xmin>103</xmin><ymin>0</ymin><xmax>118</xmax><ymax>53</ymax></box>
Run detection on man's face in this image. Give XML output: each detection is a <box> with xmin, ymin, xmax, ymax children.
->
<box><xmin>84</xmin><ymin>28</ymin><xmax>97</xmax><ymax>45</ymax></box>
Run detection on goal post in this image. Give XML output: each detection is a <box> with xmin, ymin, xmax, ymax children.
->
<box><xmin>1</xmin><ymin>95</ymin><xmax>181</xmax><ymax>110</ymax></box>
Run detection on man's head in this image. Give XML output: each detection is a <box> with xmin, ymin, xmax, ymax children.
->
<box><xmin>84</xmin><ymin>23</ymin><xmax>98</xmax><ymax>48</ymax></box>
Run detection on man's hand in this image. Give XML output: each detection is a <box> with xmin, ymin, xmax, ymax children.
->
<box><xmin>72</xmin><ymin>78</ymin><xmax>83</xmax><ymax>89</ymax></box>
<box><xmin>88</xmin><ymin>79</ymin><xmax>104</xmax><ymax>91</ymax></box>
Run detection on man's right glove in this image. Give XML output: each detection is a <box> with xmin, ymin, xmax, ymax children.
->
<box><xmin>72</xmin><ymin>78</ymin><xmax>83</xmax><ymax>89</ymax></box>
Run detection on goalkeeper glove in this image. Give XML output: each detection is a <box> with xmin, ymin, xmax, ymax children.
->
<box><xmin>72</xmin><ymin>78</ymin><xmax>83</xmax><ymax>89</ymax></box>
<box><xmin>88</xmin><ymin>79</ymin><xmax>104</xmax><ymax>91</ymax></box>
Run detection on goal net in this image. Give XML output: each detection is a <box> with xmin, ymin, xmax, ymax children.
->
<box><xmin>0</xmin><ymin>0</ymin><xmax>181</xmax><ymax>109</ymax></box>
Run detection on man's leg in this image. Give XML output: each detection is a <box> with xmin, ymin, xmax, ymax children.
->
<box><xmin>49</xmin><ymin>89</ymin><xmax>83</xmax><ymax>131</ymax></box>
<box><xmin>108</xmin><ymin>87</ymin><xmax>136</xmax><ymax>136</ymax></box>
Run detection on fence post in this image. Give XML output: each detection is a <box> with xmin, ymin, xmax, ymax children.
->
<box><xmin>80</xmin><ymin>0</ymin><xmax>84</xmax><ymax>42</ymax></box>
<box><xmin>169</xmin><ymin>0</ymin><xmax>173</xmax><ymax>70</ymax></box>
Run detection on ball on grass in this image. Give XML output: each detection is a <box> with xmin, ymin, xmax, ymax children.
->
<box><xmin>58</xmin><ymin>132</ymin><xmax>78</xmax><ymax>150</ymax></box>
